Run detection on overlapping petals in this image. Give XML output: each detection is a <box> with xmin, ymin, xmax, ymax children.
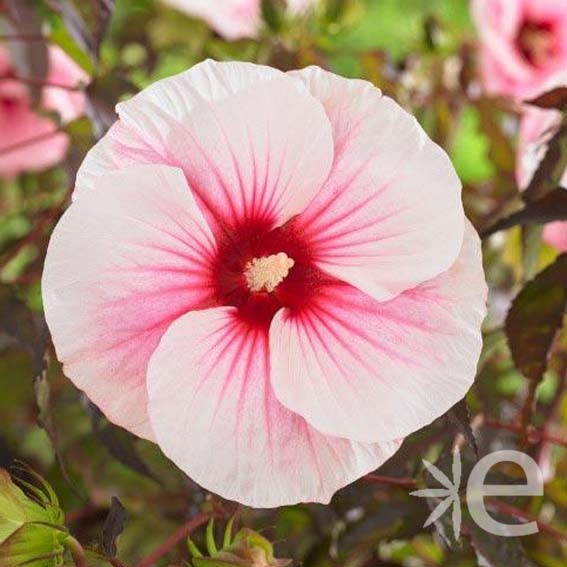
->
<box><xmin>43</xmin><ymin>61</ymin><xmax>487</xmax><ymax>506</ymax></box>
<box><xmin>148</xmin><ymin>307</ymin><xmax>401</xmax><ymax>507</ymax></box>
<box><xmin>43</xmin><ymin>165</ymin><xmax>217</xmax><ymax>438</ymax></box>
<box><xmin>289</xmin><ymin>68</ymin><xmax>464</xmax><ymax>302</ymax></box>
<box><xmin>76</xmin><ymin>62</ymin><xmax>333</xmax><ymax>235</ymax></box>
<box><xmin>270</xmin><ymin>222</ymin><xmax>486</xmax><ymax>443</ymax></box>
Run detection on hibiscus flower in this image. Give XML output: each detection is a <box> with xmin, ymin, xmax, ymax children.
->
<box><xmin>471</xmin><ymin>0</ymin><xmax>567</xmax><ymax>100</ymax></box>
<box><xmin>42</xmin><ymin>61</ymin><xmax>487</xmax><ymax>507</ymax></box>
<box><xmin>0</xmin><ymin>45</ymin><xmax>87</xmax><ymax>178</ymax></box>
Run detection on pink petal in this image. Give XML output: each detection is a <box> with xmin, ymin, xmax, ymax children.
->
<box><xmin>74</xmin><ymin>121</ymin><xmax>164</xmax><ymax>198</ymax></box>
<box><xmin>43</xmin><ymin>45</ymin><xmax>88</xmax><ymax>123</ymax></box>
<box><xmin>516</xmin><ymin>73</ymin><xmax>567</xmax><ymax>190</ymax></box>
<box><xmin>471</xmin><ymin>0</ymin><xmax>528</xmax><ymax>85</ymax></box>
<box><xmin>147</xmin><ymin>306</ymin><xmax>400</xmax><ymax>507</ymax></box>
<box><xmin>0</xmin><ymin>103</ymin><xmax>69</xmax><ymax>179</ymax></box>
<box><xmin>523</xmin><ymin>0</ymin><xmax>567</xmax><ymax>23</ymax></box>
<box><xmin>42</xmin><ymin>164</ymin><xmax>217</xmax><ymax>439</ymax></box>
<box><xmin>471</xmin><ymin>0</ymin><xmax>522</xmax><ymax>39</ymax></box>
<box><xmin>0</xmin><ymin>45</ymin><xmax>86</xmax><ymax>178</ymax></box>
<box><xmin>543</xmin><ymin>221</ymin><xmax>567</xmax><ymax>252</ymax></box>
<box><xmin>162</xmin><ymin>0</ymin><xmax>260</xmax><ymax>40</ymax></box>
<box><xmin>516</xmin><ymin>107</ymin><xmax>563</xmax><ymax>189</ymax></box>
<box><xmin>76</xmin><ymin>61</ymin><xmax>333</xmax><ymax>234</ymax></box>
<box><xmin>269</xmin><ymin>221</ymin><xmax>487</xmax><ymax>443</ymax></box>
<box><xmin>76</xmin><ymin>61</ymin><xmax>283</xmax><ymax>194</ymax></box>
<box><xmin>288</xmin><ymin>66</ymin><xmax>464</xmax><ymax>302</ymax></box>
<box><xmin>118</xmin><ymin>60</ymin><xmax>282</xmax><ymax>126</ymax></box>
<box><xmin>471</xmin><ymin>0</ymin><xmax>567</xmax><ymax>100</ymax></box>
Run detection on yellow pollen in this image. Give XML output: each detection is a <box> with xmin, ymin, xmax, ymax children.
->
<box><xmin>245</xmin><ymin>252</ymin><xmax>295</xmax><ymax>293</ymax></box>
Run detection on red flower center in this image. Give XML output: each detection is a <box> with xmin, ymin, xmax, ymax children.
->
<box><xmin>517</xmin><ymin>20</ymin><xmax>557</xmax><ymax>67</ymax></box>
<box><xmin>0</xmin><ymin>95</ymin><xmax>19</xmax><ymax>110</ymax></box>
<box><xmin>211</xmin><ymin>218</ymin><xmax>327</xmax><ymax>327</ymax></box>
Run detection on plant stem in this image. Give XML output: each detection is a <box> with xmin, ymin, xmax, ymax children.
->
<box><xmin>486</xmin><ymin>497</ymin><xmax>567</xmax><ymax>541</ymax></box>
<box><xmin>481</xmin><ymin>416</ymin><xmax>567</xmax><ymax>448</ymax></box>
<box><xmin>0</xmin><ymin>127</ymin><xmax>63</xmax><ymax>157</ymax></box>
<box><xmin>64</xmin><ymin>535</ymin><xmax>87</xmax><ymax>567</ymax></box>
<box><xmin>0</xmin><ymin>74</ymin><xmax>84</xmax><ymax>91</ymax></box>
<box><xmin>362</xmin><ymin>474</ymin><xmax>417</xmax><ymax>489</ymax></box>
<box><xmin>134</xmin><ymin>514</ymin><xmax>210</xmax><ymax>567</ymax></box>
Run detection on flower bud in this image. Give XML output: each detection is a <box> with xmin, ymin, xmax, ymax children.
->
<box><xmin>189</xmin><ymin>519</ymin><xmax>291</xmax><ymax>567</ymax></box>
<box><xmin>0</xmin><ymin>466</ymin><xmax>68</xmax><ymax>566</ymax></box>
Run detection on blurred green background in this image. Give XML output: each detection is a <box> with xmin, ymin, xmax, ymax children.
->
<box><xmin>1</xmin><ymin>1</ymin><xmax>566</xmax><ymax>566</ymax></box>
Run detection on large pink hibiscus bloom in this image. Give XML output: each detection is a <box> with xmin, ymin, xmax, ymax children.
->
<box><xmin>0</xmin><ymin>45</ymin><xmax>87</xmax><ymax>178</ymax></box>
<box><xmin>471</xmin><ymin>0</ymin><xmax>567</xmax><ymax>100</ymax></box>
<box><xmin>161</xmin><ymin>0</ymin><xmax>314</xmax><ymax>40</ymax></box>
<box><xmin>42</xmin><ymin>61</ymin><xmax>487</xmax><ymax>507</ymax></box>
<box><xmin>517</xmin><ymin>72</ymin><xmax>567</xmax><ymax>252</ymax></box>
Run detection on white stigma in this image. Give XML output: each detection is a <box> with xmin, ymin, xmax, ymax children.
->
<box><xmin>245</xmin><ymin>252</ymin><xmax>295</xmax><ymax>293</ymax></box>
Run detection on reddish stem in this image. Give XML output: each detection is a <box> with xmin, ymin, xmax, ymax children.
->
<box><xmin>0</xmin><ymin>127</ymin><xmax>63</xmax><ymax>157</ymax></box>
<box><xmin>63</xmin><ymin>536</ymin><xmax>87</xmax><ymax>567</ymax></box>
<box><xmin>482</xmin><ymin>417</ymin><xmax>567</xmax><ymax>449</ymax></box>
<box><xmin>0</xmin><ymin>74</ymin><xmax>84</xmax><ymax>92</ymax></box>
<box><xmin>486</xmin><ymin>497</ymin><xmax>567</xmax><ymax>540</ymax></box>
<box><xmin>1</xmin><ymin>201</ymin><xmax>63</xmax><ymax>269</ymax></box>
<box><xmin>134</xmin><ymin>514</ymin><xmax>209</xmax><ymax>567</ymax></box>
<box><xmin>519</xmin><ymin>381</ymin><xmax>538</xmax><ymax>450</ymax></box>
<box><xmin>363</xmin><ymin>474</ymin><xmax>417</xmax><ymax>489</ymax></box>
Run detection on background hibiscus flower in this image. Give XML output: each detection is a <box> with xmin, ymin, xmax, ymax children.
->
<box><xmin>0</xmin><ymin>45</ymin><xmax>87</xmax><ymax>178</ymax></box>
<box><xmin>471</xmin><ymin>0</ymin><xmax>567</xmax><ymax>100</ymax></box>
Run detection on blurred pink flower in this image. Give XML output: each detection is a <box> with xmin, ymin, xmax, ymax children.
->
<box><xmin>161</xmin><ymin>0</ymin><xmax>314</xmax><ymax>40</ymax></box>
<box><xmin>0</xmin><ymin>45</ymin><xmax>87</xmax><ymax>179</ymax></box>
<box><xmin>471</xmin><ymin>0</ymin><xmax>567</xmax><ymax>100</ymax></box>
<box><xmin>516</xmin><ymin>72</ymin><xmax>567</xmax><ymax>252</ymax></box>
<box><xmin>541</xmin><ymin>222</ymin><xmax>567</xmax><ymax>251</ymax></box>
<box><xmin>43</xmin><ymin>61</ymin><xmax>487</xmax><ymax>507</ymax></box>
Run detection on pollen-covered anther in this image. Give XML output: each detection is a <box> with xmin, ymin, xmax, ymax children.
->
<box><xmin>244</xmin><ymin>252</ymin><xmax>295</xmax><ymax>293</ymax></box>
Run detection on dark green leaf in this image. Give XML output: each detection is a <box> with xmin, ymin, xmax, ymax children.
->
<box><xmin>261</xmin><ymin>0</ymin><xmax>286</xmax><ymax>32</ymax></box>
<box><xmin>101</xmin><ymin>496</ymin><xmax>127</xmax><ymax>558</ymax></box>
<box><xmin>85</xmin><ymin>74</ymin><xmax>134</xmax><ymax>138</ymax></box>
<box><xmin>526</xmin><ymin>87</ymin><xmax>567</xmax><ymax>111</ymax></box>
<box><xmin>505</xmin><ymin>254</ymin><xmax>567</xmax><ymax>382</ymax></box>
<box><xmin>468</xmin><ymin>522</ymin><xmax>538</xmax><ymax>567</ymax></box>
<box><xmin>89</xmin><ymin>403</ymin><xmax>159</xmax><ymax>484</ymax></box>
<box><xmin>33</xmin><ymin>365</ymin><xmax>83</xmax><ymax>500</ymax></box>
<box><xmin>446</xmin><ymin>399</ymin><xmax>478</xmax><ymax>457</ymax></box>
<box><xmin>523</xmin><ymin>117</ymin><xmax>567</xmax><ymax>202</ymax></box>
<box><xmin>0</xmin><ymin>284</ymin><xmax>45</xmax><ymax>376</ymax></box>
<box><xmin>480</xmin><ymin>189</ymin><xmax>567</xmax><ymax>238</ymax></box>
<box><xmin>323</xmin><ymin>0</ymin><xmax>350</xmax><ymax>24</ymax></box>
<box><xmin>47</xmin><ymin>0</ymin><xmax>114</xmax><ymax>62</ymax></box>
<box><xmin>2</xmin><ymin>0</ymin><xmax>48</xmax><ymax>105</ymax></box>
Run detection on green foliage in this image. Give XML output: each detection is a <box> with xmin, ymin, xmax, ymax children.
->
<box><xmin>0</xmin><ymin>466</ymin><xmax>67</xmax><ymax>567</ymax></box>
<box><xmin>505</xmin><ymin>254</ymin><xmax>567</xmax><ymax>383</ymax></box>
<box><xmin>451</xmin><ymin>106</ymin><xmax>496</xmax><ymax>184</ymax></box>
<box><xmin>189</xmin><ymin>519</ymin><xmax>292</xmax><ymax>567</ymax></box>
